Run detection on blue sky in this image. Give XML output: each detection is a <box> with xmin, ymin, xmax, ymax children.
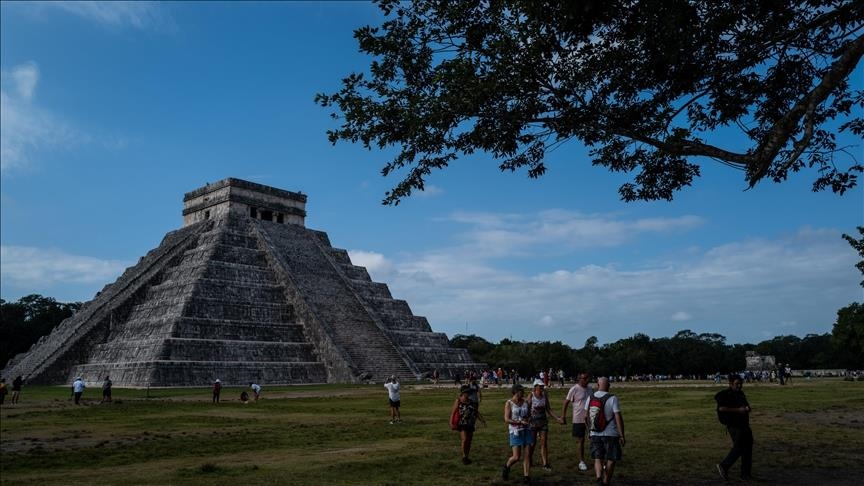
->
<box><xmin>1</xmin><ymin>1</ymin><xmax>861</xmax><ymax>348</ymax></box>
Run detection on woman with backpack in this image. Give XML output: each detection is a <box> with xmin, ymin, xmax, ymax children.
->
<box><xmin>451</xmin><ymin>384</ymin><xmax>485</xmax><ymax>465</ymax></box>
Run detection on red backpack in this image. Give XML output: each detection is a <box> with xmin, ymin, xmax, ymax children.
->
<box><xmin>587</xmin><ymin>392</ymin><xmax>613</xmax><ymax>432</ymax></box>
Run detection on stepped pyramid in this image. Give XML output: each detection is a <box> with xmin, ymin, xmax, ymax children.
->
<box><xmin>2</xmin><ymin>178</ymin><xmax>481</xmax><ymax>386</ymax></box>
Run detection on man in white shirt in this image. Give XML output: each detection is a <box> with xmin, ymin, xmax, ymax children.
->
<box><xmin>562</xmin><ymin>372</ymin><xmax>592</xmax><ymax>471</ymax></box>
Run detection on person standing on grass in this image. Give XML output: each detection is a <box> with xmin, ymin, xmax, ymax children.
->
<box><xmin>212</xmin><ymin>379</ymin><xmax>222</xmax><ymax>403</ymax></box>
<box><xmin>502</xmin><ymin>383</ymin><xmax>533</xmax><ymax>483</ymax></box>
<box><xmin>714</xmin><ymin>374</ymin><xmax>753</xmax><ymax>481</ymax></box>
<box><xmin>384</xmin><ymin>375</ymin><xmax>402</xmax><ymax>424</ymax></box>
<box><xmin>72</xmin><ymin>377</ymin><xmax>86</xmax><ymax>405</ymax></box>
<box><xmin>11</xmin><ymin>375</ymin><xmax>23</xmax><ymax>404</ymax></box>
<box><xmin>585</xmin><ymin>377</ymin><xmax>624</xmax><ymax>486</ymax></box>
<box><xmin>451</xmin><ymin>384</ymin><xmax>485</xmax><ymax>464</ymax></box>
<box><xmin>466</xmin><ymin>373</ymin><xmax>482</xmax><ymax>411</ymax></box>
<box><xmin>101</xmin><ymin>375</ymin><xmax>112</xmax><ymax>403</ymax></box>
<box><xmin>562</xmin><ymin>372</ymin><xmax>593</xmax><ymax>472</ymax></box>
<box><xmin>528</xmin><ymin>379</ymin><xmax>565</xmax><ymax>472</ymax></box>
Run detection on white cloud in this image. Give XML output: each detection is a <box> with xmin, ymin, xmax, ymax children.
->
<box><xmin>1</xmin><ymin>62</ymin><xmax>127</xmax><ymax>172</ymax></box>
<box><xmin>440</xmin><ymin>210</ymin><xmax>705</xmax><ymax>257</ymax></box>
<box><xmin>26</xmin><ymin>1</ymin><xmax>174</xmax><ymax>32</ymax></box>
<box><xmin>11</xmin><ymin>62</ymin><xmax>39</xmax><ymax>101</ymax></box>
<box><xmin>0</xmin><ymin>63</ymin><xmax>76</xmax><ymax>172</ymax></box>
<box><xmin>414</xmin><ymin>184</ymin><xmax>444</xmax><ymax>198</ymax></box>
<box><xmin>0</xmin><ymin>245</ymin><xmax>130</xmax><ymax>288</ymax></box>
<box><xmin>357</xmin><ymin>212</ymin><xmax>858</xmax><ymax>345</ymax></box>
<box><xmin>348</xmin><ymin>250</ymin><xmax>395</xmax><ymax>277</ymax></box>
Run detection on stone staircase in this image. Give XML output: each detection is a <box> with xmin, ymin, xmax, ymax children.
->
<box><xmin>71</xmin><ymin>215</ymin><xmax>327</xmax><ymax>386</ymax></box>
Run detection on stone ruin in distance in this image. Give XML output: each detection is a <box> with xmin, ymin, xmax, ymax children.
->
<box><xmin>2</xmin><ymin>178</ymin><xmax>481</xmax><ymax>386</ymax></box>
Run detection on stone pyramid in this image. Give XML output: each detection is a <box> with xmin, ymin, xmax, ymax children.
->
<box><xmin>2</xmin><ymin>178</ymin><xmax>481</xmax><ymax>386</ymax></box>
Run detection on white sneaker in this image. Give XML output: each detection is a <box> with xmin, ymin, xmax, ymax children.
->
<box><xmin>578</xmin><ymin>461</ymin><xmax>588</xmax><ymax>471</ymax></box>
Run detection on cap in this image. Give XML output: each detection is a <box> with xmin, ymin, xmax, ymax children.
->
<box><xmin>533</xmin><ymin>378</ymin><xmax>544</xmax><ymax>387</ymax></box>
<box><xmin>459</xmin><ymin>384</ymin><xmax>471</xmax><ymax>395</ymax></box>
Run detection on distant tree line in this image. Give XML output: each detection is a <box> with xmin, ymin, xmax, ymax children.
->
<box><xmin>1</xmin><ymin>295</ymin><xmax>82</xmax><ymax>369</ymax></box>
<box><xmin>450</xmin><ymin>303</ymin><xmax>864</xmax><ymax>379</ymax></box>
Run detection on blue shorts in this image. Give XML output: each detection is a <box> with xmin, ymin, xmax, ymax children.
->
<box><xmin>509</xmin><ymin>429</ymin><xmax>535</xmax><ymax>447</ymax></box>
<box><xmin>589</xmin><ymin>436</ymin><xmax>622</xmax><ymax>461</ymax></box>
<box><xmin>389</xmin><ymin>399</ymin><xmax>400</xmax><ymax>408</ymax></box>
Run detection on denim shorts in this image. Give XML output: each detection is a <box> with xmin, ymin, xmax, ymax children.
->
<box><xmin>509</xmin><ymin>429</ymin><xmax>535</xmax><ymax>447</ymax></box>
<box><xmin>589</xmin><ymin>436</ymin><xmax>622</xmax><ymax>461</ymax></box>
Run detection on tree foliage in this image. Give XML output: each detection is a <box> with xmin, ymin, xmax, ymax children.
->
<box><xmin>317</xmin><ymin>0</ymin><xmax>864</xmax><ymax>205</ymax></box>
<box><xmin>451</xmin><ymin>328</ymin><xmax>846</xmax><ymax>378</ymax></box>
<box><xmin>831</xmin><ymin>302</ymin><xmax>864</xmax><ymax>367</ymax></box>
<box><xmin>0</xmin><ymin>295</ymin><xmax>81</xmax><ymax>369</ymax></box>
<box><xmin>842</xmin><ymin>226</ymin><xmax>864</xmax><ymax>287</ymax></box>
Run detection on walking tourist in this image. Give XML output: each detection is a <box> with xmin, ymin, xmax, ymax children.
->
<box><xmin>585</xmin><ymin>377</ymin><xmax>625</xmax><ymax>486</ymax></box>
<box><xmin>72</xmin><ymin>377</ymin><xmax>86</xmax><ymax>405</ymax></box>
<box><xmin>562</xmin><ymin>372</ymin><xmax>593</xmax><ymax>472</ymax></box>
<box><xmin>715</xmin><ymin>374</ymin><xmax>754</xmax><ymax>481</ymax></box>
<box><xmin>101</xmin><ymin>375</ymin><xmax>112</xmax><ymax>403</ymax></box>
<box><xmin>451</xmin><ymin>384</ymin><xmax>485</xmax><ymax>464</ymax></box>
<box><xmin>502</xmin><ymin>383</ymin><xmax>533</xmax><ymax>483</ymax></box>
<box><xmin>11</xmin><ymin>375</ymin><xmax>23</xmax><ymax>404</ymax></box>
<box><xmin>528</xmin><ymin>378</ymin><xmax>564</xmax><ymax>471</ymax></box>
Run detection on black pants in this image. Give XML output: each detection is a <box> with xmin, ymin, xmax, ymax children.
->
<box><xmin>721</xmin><ymin>425</ymin><xmax>753</xmax><ymax>478</ymax></box>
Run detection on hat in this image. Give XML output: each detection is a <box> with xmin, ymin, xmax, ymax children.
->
<box><xmin>533</xmin><ymin>378</ymin><xmax>545</xmax><ymax>387</ymax></box>
<box><xmin>511</xmin><ymin>383</ymin><xmax>524</xmax><ymax>394</ymax></box>
<box><xmin>459</xmin><ymin>384</ymin><xmax>471</xmax><ymax>395</ymax></box>
<box><xmin>215</xmin><ymin>379</ymin><xmax>221</xmax><ymax>383</ymax></box>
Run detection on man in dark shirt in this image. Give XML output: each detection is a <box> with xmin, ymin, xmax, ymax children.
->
<box><xmin>714</xmin><ymin>374</ymin><xmax>753</xmax><ymax>480</ymax></box>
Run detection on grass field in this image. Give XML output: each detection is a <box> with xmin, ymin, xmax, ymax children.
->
<box><xmin>1</xmin><ymin>379</ymin><xmax>862</xmax><ymax>485</ymax></box>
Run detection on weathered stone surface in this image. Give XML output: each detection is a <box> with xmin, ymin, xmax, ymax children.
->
<box><xmin>2</xmin><ymin>178</ymin><xmax>482</xmax><ymax>386</ymax></box>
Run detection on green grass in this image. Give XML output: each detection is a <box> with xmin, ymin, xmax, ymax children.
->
<box><xmin>2</xmin><ymin>380</ymin><xmax>863</xmax><ymax>485</ymax></box>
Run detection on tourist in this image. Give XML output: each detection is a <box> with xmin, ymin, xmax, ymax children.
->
<box><xmin>384</xmin><ymin>375</ymin><xmax>402</xmax><ymax>424</ymax></box>
<box><xmin>466</xmin><ymin>373</ymin><xmax>482</xmax><ymax>410</ymax></box>
<box><xmin>212</xmin><ymin>379</ymin><xmax>222</xmax><ymax>403</ymax></box>
<box><xmin>250</xmin><ymin>382</ymin><xmax>262</xmax><ymax>402</ymax></box>
<box><xmin>562</xmin><ymin>372</ymin><xmax>592</xmax><ymax>472</ymax></box>
<box><xmin>101</xmin><ymin>375</ymin><xmax>113</xmax><ymax>403</ymax></box>
<box><xmin>11</xmin><ymin>375</ymin><xmax>23</xmax><ymax>404</ymax></box>
<box><xmin>432</xmin><ymin>368</ymin><xmax>439</xmax><ymax>385</ymax></box>
<box><xmin>240</xmin><ymin>391</ymin><xmax>249</xmax><ymax>403</ymax></box>
<box><xmin>451</xmin><ymin>384</ymin><xmax>485</xmax><ymax>464</ymax></box>
<box><xmin>585</xmin><ymin>377</ymin><xmax>625</xmax><ymax>486</ymax></box>
<box><xmin>715</xmin><ymin>374</ymin><xmax>753</xmax><ymax>481</ymax></box>
<box><xmin>72</xmin><ymin>377</ymin><xmax>86</xmax><ymax>405</ymax></box>
<box><xmin>0</xmin><ymin>378</ymin><xmax>8</xmax><ymax>406</ymax></box>
<box><xmin>528</xmin><ymin>378</ymin><xmax>564</xmax><ymax>471</ymax></box>
<box><xmin>502</xmin><ymin>383</ymin><xmax>533</xmax><ymax>483</ymax></box>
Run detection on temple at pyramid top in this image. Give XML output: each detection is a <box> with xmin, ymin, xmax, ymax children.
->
<box><xmin>2</xmin><ymin>178</ymin><xmax>482</xmax><ymax>387</ymax></box>
<box><xmin>182</xmin><ymin>177</ymin><xmax>308</xmax><ymax>227</ymax></box>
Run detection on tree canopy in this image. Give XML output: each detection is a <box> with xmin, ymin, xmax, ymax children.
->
<box><xmin>317</xmin><ymin>0</ymin><xmax>864</xmax><ymax>205</ymax></box>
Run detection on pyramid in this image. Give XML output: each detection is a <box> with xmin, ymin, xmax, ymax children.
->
<box><xmin>2</xmin><ymin>178</ymin><xmax>481</xmax><ymax>386</ymax></box>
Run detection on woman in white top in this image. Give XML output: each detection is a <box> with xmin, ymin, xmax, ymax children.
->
<box><xmin>502</xmin><ymin>383</ymin><xmax>533</xmax><ymax>482</ymax></box>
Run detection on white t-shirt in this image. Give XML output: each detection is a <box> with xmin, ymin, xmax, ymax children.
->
<box><xmin>566</xmin><ymin>383</ymin><xmax>592</xmax><ymax>422</ymax></box>
<box><xmin>251</xmin><ymin>383</ymin><xmax>261</xmax><ymax>394</ymax></box>
<box><xmin>584</xmin><ymin>390</ymin><xmax>621</xmax><ymax>437</ymax></box>
<box><xmin>385</xmin><ymin>382</ymin><xmax>400</xmax><ymax>401</ymax></box>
